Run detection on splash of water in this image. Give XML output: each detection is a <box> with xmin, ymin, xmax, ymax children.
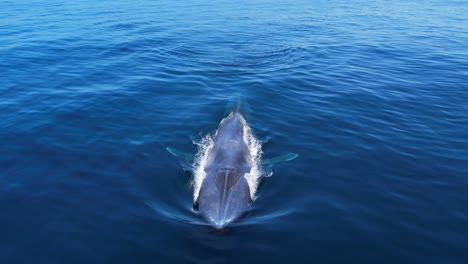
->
<box><xmin>191</xmin><ymin>114</ymin><xmax>263</xmax><ymax>202</ymax></box>
<box><xmin>192</xmin><ymin>134</ymin><xmax>214</xmax><ymax>202</ymax></box>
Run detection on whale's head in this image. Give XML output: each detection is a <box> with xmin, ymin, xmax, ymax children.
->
<box><xmin>197</xmin><ymin>167</ymin><xmax>251</xmax><ymax>228</ymax></box>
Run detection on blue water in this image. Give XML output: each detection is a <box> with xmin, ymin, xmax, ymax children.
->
<box><xmin>1</xmin><ymin>0</ymin><xmax>467</xmax><ymax>263</ymax></box>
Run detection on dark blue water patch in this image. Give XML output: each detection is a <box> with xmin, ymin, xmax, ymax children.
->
<box><xmin>1</xmin><ymin>0</ymin><xmax>468</xmax><ymax>263</ymax></box>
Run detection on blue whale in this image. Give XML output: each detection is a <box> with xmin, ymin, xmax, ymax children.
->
<box><xmin>197</xmin><ymin>112</ymin><xmax>253</xmax><ymax>228</ymax></box>
<box><xmin>167</xmin><ymin>111</ymin><xmax>297</xmax><ymax>228</ymax></box>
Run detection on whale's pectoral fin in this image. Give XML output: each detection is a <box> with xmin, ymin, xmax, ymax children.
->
<box><xmin>166</xmin><ymin>147</ymin><xmax>194</xmax><ymax>160</ymax></box>
<box><xmin>263</xmin><ymin>153</ymin><xmax>298</xmax><ymax>165</ymax></box>
<box><xmin>166</xmin><ymin>147</ymin><xmax>194</xmax><ymax>171</ymax></box>
<box><xmin>261</xmin><ymin>153</ymin><xmax>298</xmax><ymax>178</ymax></box>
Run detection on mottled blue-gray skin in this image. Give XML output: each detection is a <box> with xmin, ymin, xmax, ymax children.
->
<box><xmin>197</xmin><ymin>112</ymin><xmax>252</xmax><ymax>228</ymax></box>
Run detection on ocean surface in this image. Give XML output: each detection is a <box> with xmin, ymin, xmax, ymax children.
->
<box><xmin>1</xmin><ymin>0</ymin><xmax>467</xmax><ymax>263</ymax></box>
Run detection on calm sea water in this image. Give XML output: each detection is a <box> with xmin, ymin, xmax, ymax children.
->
<box><xmin>1</xmin><ymin>0</ymin><xmax>467</xmax><ymax>263</ymax></box>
